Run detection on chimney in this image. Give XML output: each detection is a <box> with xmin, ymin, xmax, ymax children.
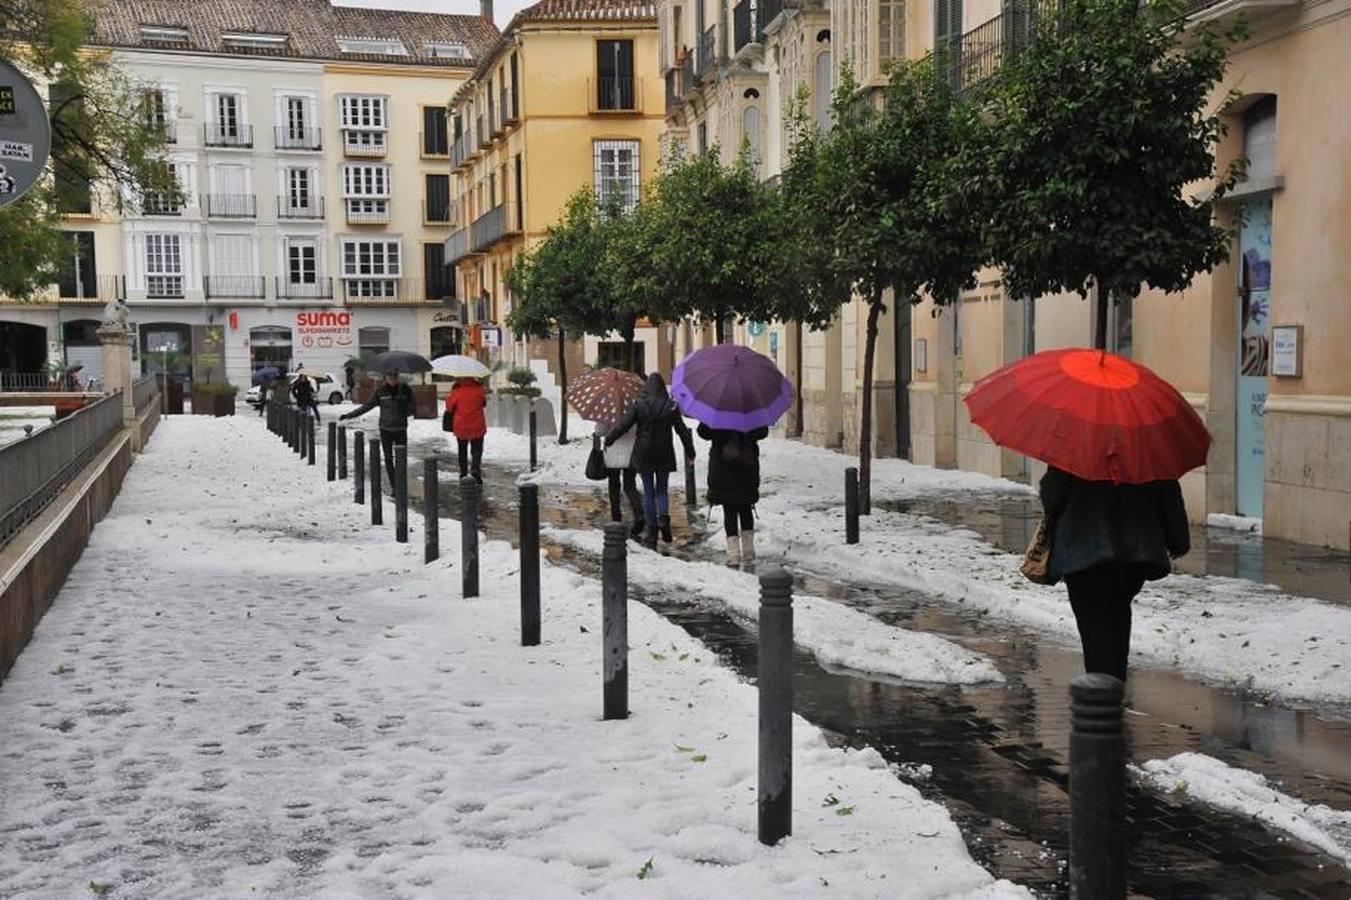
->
<box><xmin>481</xmin><ymin>0</ymin><xmax>494</xmax><ymax>23</ymax></box>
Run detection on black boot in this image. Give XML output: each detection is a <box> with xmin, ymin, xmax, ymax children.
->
<box><xmin>630</xmin><ymin>517</ymin><xmax>645</xmax><ymax>540</ymax></box>
<box><xmin>643</xmin><ymin>522</ymin><xmax>658</xmax><ymax>549</ymax></box>
<box><xmin>659</xmin><ymin>515</ymin><xmax>673</xmax><ymax>543</ymax></box>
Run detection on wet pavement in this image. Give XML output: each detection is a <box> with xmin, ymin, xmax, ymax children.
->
<box><xmin>337</xmin><ymin>429</ymin><xmax>1351</xmax><ymax>897</ymax></box>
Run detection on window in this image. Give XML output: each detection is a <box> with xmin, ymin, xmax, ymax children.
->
<box><xmin>342</xmin><ymin>164</ymin><xmax>391</xmax><ymax>198</ymax></box>
<box><xmin>813</xmin><ymin>51</ymin><xmax>833</xmax><ymax>132</ymax></box>
<box><xmin>58</xmin><ymin>232</ymin><xmax>97</xmax><ymax>299</ymax></box>
<box><xmin>359</xmin><ymin>326</ymin><xmax>391</xmax><ymax>354</ymax></box>
<box><xmin>139</xmin><ymin>25</ymin><xmax>188</xmax><ymax>46</ymax></box>
<box><xmin>142</xmin><ymin>88</ymin><xmax>173</xmax><ymax>141</ymax></box>
<box><xmin>339</xmin><ymin>95</ymin><xmax>389</xmax><ymax>152</ymax></box>
<box><xmin>217</xmin><ymin>94</ymin><xmax>241</xmax><ymax>137</ymax></box>
<box><xmin>879</xmin><ymin>0</ymin><xmax>905</xmax><ymax>65</ymax></box>
<box><xmin>223</xmin><ymin>32</ymin><xmax>288</xmax><ymax>50</ymax></box>
<box><xmin>145</xmin><ymin>234</ymin><xmax>184</xmax><ymax>298</ymax></box>
<box><xmin>50</xmin><ymin>83</ymin><xmax>92</xmax><ymax>214</ymax></box>
<box><xmin>594</xmin><ymin>140</ymin><xmax>640</xmax><ymax>214</ymax></box>
<box><xmin>509</xmin><ymin>53</ymin><xmax>519</xmax><ymax>120</ymax></box>
<box><xmin>423</xmin><ymin>107</ymin><xmax>449</xmax><ymax>156</ymax></box>
<box><xmin>742</xmin><ymin>106</ymin><xmax>761</xmax><ymax>173</ymax></box>
<box><xmin>342</xmin><ymin>238</ymin><xmax>401</xmax><ymax>298</ymax></box>
<box><xmin>424</xmin><ymin>244</ymin><xmax>453</xmax><ymax>299</ymax></box>
<box><xmin>697</xmin><ymin>122</ymin><xmax>707</xmax><ymax>155</ymax></box>
<box><xmin>934</xmin><ymin>0</ymin><xmax>962</xmax><ymax>49</ymax></box>
<box><xmin>596</xmin><ymin>40</ymin><xmax>636</xmax><ymax>111</ymax></box>
<box><xmin>425</xmin><ymin>174</ymin><xmax>451</xmax><ymax>223</ymax></box>
<box><xmin>425</xmin><ymin>41</ymin><xmax>470</xmax><ymax>59</ymax></box>
<box><xmin>287</xmin><ymin>240</ymin><xmax>318</xmax><ymax>285</ymax></box>
<box><xmin>282</xmin><ymin>167</ymin><xmax>316</xmax><ymax>215</ymax></box>
<box><xmin>336</xmin><ymin>37</ymin><xmax>407</xmax><ymax>56</ymax></box>
<box><xmin>143</xmin><ymin>161</ymin><xmax>184</xmax><ymax>215</ymax></box>
<box><xmin>285</xmin><ymin>97</ymin><xmax>308</xmax><ymax>138</ymax></box>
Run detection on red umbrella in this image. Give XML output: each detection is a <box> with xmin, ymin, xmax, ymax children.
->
<box><xmin>963</xmin><ymin>348</ymin><xmax>1211</xmax><ymax>484</ymax></box>
<box><xmin>566</xmin><ymin>367</ymin><xmax>644</xmax><ymax>430</ymax></box>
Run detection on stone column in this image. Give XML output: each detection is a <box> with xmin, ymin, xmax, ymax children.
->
<box><xmin>98</xmin><ymin>323</ymin><xmax>136</xmax><ymax>438</ymax></box>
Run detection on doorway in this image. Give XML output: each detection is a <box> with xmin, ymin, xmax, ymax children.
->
<box><xmin>0</xmin><ymin>321</ymin><xmax>48</xmax><ymax>388</ymax></box>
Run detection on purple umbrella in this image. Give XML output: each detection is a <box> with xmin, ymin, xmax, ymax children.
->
<box><xmin>671</xmin><ymin>344</ymin><xmax>793</xmax><ymax>431</ymax></box>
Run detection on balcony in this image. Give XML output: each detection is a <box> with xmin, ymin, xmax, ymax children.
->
<box><xmin>470</xmin><ymin>204</ymin><xmax>516</xmax><ymax>253</ymax></box>
<box><xmin>275</xmin><ymin>126</ymin><xmax>322</xmax><ymax>151</ymax></box>
<box><xmin>936</xmin><ymin>0</ymin><xmax>1053</xmax><ymax>94</ymax></box>
<box><xmin>698</xmin><ymin>26</ymin><xmax>717</xmax><ymax>75</ymax></box>
<box><xmin>204</xmin><ymin>122</ymin><xmax>253</xmax><ymax>148</ymax></box>
<box><xmin>666</xmin><ymin>69</ymin><xmax>683</xmax><ymax>114</ymax></box>
<box><xmin>345</xmin><ymin>201</ymin><xmax>391</xmax><ymax>225</ymax></box>
<box><xmin>734</xmin><ymin>0</ymin><xmax>784</xmax><ymax>54</ymax></box>
<box><xmin>452</xmin><ymin>132</ymin><xmax>472</xmax><ymax>169</ymax></box>
<box><xmin>590</xmin><ymin>77</ymin><xmax>642</xmax><ymax>114</ymax></box>
<box><xmin>489</xmin><ymin>99</ymin><xmax>501</xmax><ymax>137</ymax></box>
<box><xmin>342</xmin><ymin>130</ymin><xmax>388</xmax><ymax>158</ymax></box>
<box><xmin>1185</xmin><ymin>0</ymin><xmax>1298</xmax><ymax>22</ymax></box>
<box><xmin>500</xmin><ymin>87</ymin><xmax>519</xmax><ymax>127</ymax></box>
<box><xmin>477</xmin><ymin>115</ymin><xmax>489</xmax><ymax>149</ymax></box>
<box><xmin>142</xmin><ymin>193</ymin><xmax>183</xmax><ymax>217</ymax></box>
<box><xmin>471</xmin><ymin>294</ymin><xmax>492</xmax><ymax>323</ymax></box>
<box><xmin>148</xmin><ymin>121</ymin><xmax>177</xmax><ymax>144</ymax></box>
<box><xmin>445</xmin><ymin>226</ymin><xmax>472</xmax><ymax>265</ymax></box>
<box><xmin>202</xmin><ymin>194</ymin><xmax>257</xmax><ymax>219</ymax></box>
<box><xmin>204</xmin><ymin>275</ymin><xmax>266</xmax><ymax>300</ymax></box>
<box><xmin>49</xmin><ymin>275</ymin><xmax>125</xmax><ymax>304</ymax></box>
<box><xmin>277</xmin><ymin>195</ymin><xmax>325</xmax><ymax>220</ymax></box>
<box><xmin>681</xmin><ymin>54</ymin><xmax>698</xmax><ymax>96</ymax></box>
<box><xmin>339</xmin><ymin>278</ymin><xmax>451</xmax><ymax>305</ymax></box>
<box><xmin>275</xmin><ymin>276</ymin><xmax>334</xmax><ymax>301</ymax></box>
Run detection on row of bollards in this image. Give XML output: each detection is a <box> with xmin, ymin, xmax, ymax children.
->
<box><xmin>263</xmin><ymin>402</ymin><xmax>1127</xmax><ymax>891</ymax></box>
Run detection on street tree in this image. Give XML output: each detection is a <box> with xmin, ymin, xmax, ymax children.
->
<box><xmin>982</xmin><ymin>0</ymin><xmax>1246</xmax><ymax>349</ymax></box>
<box><xmin>0</xmin><ymin>0</ymin><xmax>179</xmax><ymax>297</ymax></box>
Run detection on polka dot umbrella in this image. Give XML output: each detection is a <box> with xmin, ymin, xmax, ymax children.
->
<box><xmin>566</xmin><ymin>368</ymin><xmax>645</xmax><ymax>430</ymax></box>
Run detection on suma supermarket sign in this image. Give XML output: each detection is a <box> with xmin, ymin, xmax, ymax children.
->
<box><xmin>296</xmin><ymin>311</ymin><xmax>354</xmax><ymax>350</ymax></box>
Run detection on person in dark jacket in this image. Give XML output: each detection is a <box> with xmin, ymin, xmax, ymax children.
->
<box><xmin>344</xmin><ymin>363</ymin><xmax>356</xmax><ymax>401</ymax></box>
<box><xmin>606</xmin><ymin>373</ymin><xmax>695</xmax><ymax>548</ymax></box>
<box><xmin>1040</xmin><ymin>466</ymin><xmax>1191</xmax><ymax>682</ymax></box>
<box><xmin>257</xmin><ymin>375</ymin><xmax>270</xmax><ymax>417</ymax></box>
<box><xmin>340</xmin><ymin>372</ymin><xmax>414</xmax><ymax>486</ymax></box>
<box><xmin>291</xmin><ymin>373</ymin><xmax>321</xmax><ymax>423</ymax></box>
<box><xmin>698</xmin><ymin>423</ymin><xmax>768</xmax><ymax>565</ymax></box>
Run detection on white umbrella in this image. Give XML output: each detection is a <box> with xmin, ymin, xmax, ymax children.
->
<box><xmin>431</xmin><ymin>354</ymin><xmax>490</xmax><ymax>378</ymax></box>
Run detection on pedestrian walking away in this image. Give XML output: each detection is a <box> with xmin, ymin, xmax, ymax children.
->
<box><xmin>292</xmin><ymin>372</ymin><xmax>321</xmax><ymax>424</ymax></box>
<box><xmin>601</xmin><ymin>423</ymin><xmax>645</xmax><ymax>540</ymax></box>
<box><xmin>344</xmin><ymin>362</ymin><xmax>356</xmax><ymax>401</ymax></box>
<box><xmin>341</xmin><ymin>371</ymin><xmax>414</xmax><ymax>486</ymax></box>
<box><xmin>1039</xmin><ymin>467</ymin><xmax>1191</xmax><ymax>681</ymax></box>
<box><xmin>442</xmin><ymin>377</ymin><xmax>487</xmax><ymax>482</ymax></box>
<box><xmin>606</xmin><ymin>373</ymin><xmax>695</xmax><ymax>549</ymax></box>
<box><xmin>697</xmin><ymin>423</ymin><xmax>768</xmax><ymax>565</ymax></box>
<box><xmin>257</xmin><ymin>376</ymin><xmax>270</xmax><ymax>417</ymax></box>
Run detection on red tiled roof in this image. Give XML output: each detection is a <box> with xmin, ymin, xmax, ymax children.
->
<box><xmin>513</xmin><ymin>0</ymin><xmax>657</xmax><ymax>24</ymax></box>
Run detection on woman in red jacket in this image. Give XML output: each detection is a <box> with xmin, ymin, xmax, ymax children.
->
<box><xmin>443</xmin><ymin>378</ymin><xmax>487</xmax><ymax>482</ymax></box>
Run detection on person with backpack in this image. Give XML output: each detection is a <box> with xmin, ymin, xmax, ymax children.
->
<box><xmin>605</xmin><ymin>373</ymin><xmax>695</xmax><ymax>549</ymax></box>
<box><xmin>697</xmin><ymin>424</ymin><xmax>769</xmax><ymax>564</ymax></box>
<box><xmin>340</xmin><ymin>371</ymin><xmax>414</xmax><ymax>487</ymax></box>
<box><xmin>442</xmin><ymin>377</ymin><xmax>487</xmax><ymax>482</ymax></box>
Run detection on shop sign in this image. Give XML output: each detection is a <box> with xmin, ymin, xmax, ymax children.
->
<box><xmin>1271</xmin><ymin>324</ymin><xmax>1302</xmax><ymax>378</ymax></box>
<box><xmin>0</xmin><ymin>60</ymin><xmax>50</xmax><ymax>206</ymax></box>
<box><xmin>296</xmin><ymin>310</ymin><xmax>354</xmax><ymax>350</ymax></box>
<box><xmin>480</xmin><ymin>326</ymin><xmax>502</xmax><ymax>348</ymax></box>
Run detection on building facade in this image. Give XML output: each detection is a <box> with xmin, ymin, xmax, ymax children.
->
<box><xmin>0</xmin><ymin>0</ymin><xmax>497</xmax><ymax>390</ymax></box>
<box><xmin>446</xmin><ymin>0</ymin><xmax>668</xmax><ymax>377</ymax></box>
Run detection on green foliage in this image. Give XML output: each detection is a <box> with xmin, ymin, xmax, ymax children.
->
<box><xmin>0</xmin><ymin>0</ymin><xmax>179</xmax><ymax>298</ymax></box>
<box><xmin>982</xmin><ymin>0</ymin><xmax>1246</xmax><ymax>345</ymax></box>
<box><xmin>192</xmin><ymin>382</ymin><xmax>238</xmax><ymax>396</ymax></box>
<box><xmin>507</xmin><ymin>367</ymin><xmax>537</xmax><ymax>388</ymax></box>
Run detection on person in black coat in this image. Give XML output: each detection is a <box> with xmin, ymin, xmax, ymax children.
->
<box><xmin>340</xmin><ymin>372</ymin><xmax>414</xmax><ymax>486</ymax></box>
<box><xmin>606</xmin><ymin>373</ymin><xmax>695</xmax><ymax>548</ymax></box>
<box><xmin>698</xmin><ymin>423</ymin><xmax>768</xmax><ymax>565</ymax></box>
<box><xmin>1040</xmin><ymin>466</ymin><xmax>1191</xmax><ymax>682</ymax></box>
<box><xmin>291</xmin><ymin>373</ymin><xmax>321</xmax><ymax>423</ymax></box>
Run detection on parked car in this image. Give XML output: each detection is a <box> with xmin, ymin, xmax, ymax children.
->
<box><xmin>245</xmin><ymin>372</ymin><xmax>344</xmax><ymax>407</ymax></box>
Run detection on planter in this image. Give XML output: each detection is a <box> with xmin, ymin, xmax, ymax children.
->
<box><xmin>355</xmin><ymin>378</ymin><xmax>376</xmax><ymax>404</ymax></box>
<box><xmin>191</xmin><ymin>391</ymin><xmax>237</xmax><ymax>417</ymax></box>
<box><xmin>165</xmin><ymin>378</ymin><xmax>185</xmax><ymax>415</ymax></box>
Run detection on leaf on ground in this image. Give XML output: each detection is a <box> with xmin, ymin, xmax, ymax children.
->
<box><xmin>674</xmin><ymin>744</ymin><xmax>695</xmax><ymax>753</ymax></box>
<box><xmin>835</xmin><ymin>805</ymin><xmax>855</xmax><ymax>816</ymax></box>
<box><xmin>336</xmin><ymin>615</ymin><xmax>354</xmax><ymax>623</ymax></box>
<box><xmin>637</xmin><ymin>857</ymin><xmax>654</xmax><ymax>880</ymax></box>
<box><xmin>822</xmin><ymin>793</ymin><xmax>840</xmax><ymax>807</ymax></box>
<box><xmin>88</xmin><ymin>882</ymin><xmax>112</xmax><ymax>897</ymax></box>
<box><xmin>650</xmin><ymin>651</ymin><xmax>666</xmax><ymax>661</ymax></box>
<box><xmin>690</xmin><ymin>753</ymin><xmax>707</xmax><ymax>763</ymax></box>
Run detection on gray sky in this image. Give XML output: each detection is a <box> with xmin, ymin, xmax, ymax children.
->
<box><xmin>335</xmin><ymin>0</ymin><xmax>533</xmax><ymax>29</ymax></box>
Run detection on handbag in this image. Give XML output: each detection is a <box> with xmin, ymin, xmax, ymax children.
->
<box><xmin>441</xmin><ymin>410</ymin><xmax>453</xmax><ymax>433</ymax></box>
<box><xmin>1020</xmin><ymin>518</ymin><xmax>1054</xmax><ymax>585</ymax></box>
<box><xmin>585</xmin><ymin>444</ymin><xmax>609</xmax><ymax>481</ymax></box>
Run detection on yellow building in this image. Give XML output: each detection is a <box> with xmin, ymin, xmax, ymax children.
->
<box><xmin>445</xmin><ymin>0</ymin><xmax>668</xmax><ymax>377</ymax></box>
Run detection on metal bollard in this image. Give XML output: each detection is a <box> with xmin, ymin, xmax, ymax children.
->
<box><xmin>607</xmin><ymin>471</ymin><xmax>622</xmax><ymax>522</ymax></box>
<box><xmin>394</xmin><ymin>445</ymin><xmax>409</xmax><ymax>543</ymax></box>
<box><xmin>296</xmin><ymin>412</ymin><xmax>306</xmax><ymax>458</ymax></box>
<box><xmin>370</xmin><ymin>439</ymin><xmax>383</xmax><ymax>525</ymax></box>
<box><xmin>529</xmin><ymin>409</ymin><xmax>538</xmax><ymax>472</ymax></box>
<box><xmin>1069</xmin><ymin>673</ymin><xmax>1127</xmax><ymax>900</ymax></box>
<box><xmin>519</xmin><ymin>484</ymin><xmax>541</xmax><ymax>646</ymax></box>
<box><xmin>602</xmin><ymin>522</ymin><xmax>629</xmax><ymax>720</ymax></box>
<box><xmin>354</xmin><ymin>432</ymin><xmax>366</xmax><ymax>505</ymax></box>
<box><xmin>338</xmin><ymin>426</ymin><xmax>348</xmax><ymax>479</ymax></box>
<box><xmin>685</xmin><ymin>454</ymin><xmax>698</xmax><ymax>510</ymax></box>
<box><xmin>460</xmin><ymin>477</ymin><xmax>480</xmax><ymax>598</ymax></box>
<box><xmin>758</xmin><ymin>567</ymin><xmax>794</xmax><ymax>845</ymax></box>
<box><xmin>327</xmin><ymin>422</ymin><xmax>337</xmax><ymax>481</ymax></box>
<box><xmin>307</xmin><ymin>416</ymin><xmax>316</xmax><ymax>466</ymax></box>
<box><xmin>845</xmin><ymin>467</ymin><xmax>860</xmax><ymax>545</ymax></box>
<box><xmin>424</xmin><ymin>458</ymin><xmax>439</xmax><ymax>563</ymax></box>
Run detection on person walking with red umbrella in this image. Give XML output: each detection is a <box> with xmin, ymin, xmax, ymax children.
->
<box><xmin>966</xmin><ymin>349</ymin><xmax>1204</xmax><ymax>682</ymax></box>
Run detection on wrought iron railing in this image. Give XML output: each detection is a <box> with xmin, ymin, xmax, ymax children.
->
<box><xmin>277</xmin><ymin>195</ymin><xmax>325</xmax><ymax>220</ymax></box>
<box><xmin>699</xmin><ymin>26</ymin><xmax>717</xmax><ymax>74</ymax></box>
<box><xmin>202</xmin><ymin>194</ymin><xmax>257</xmax><ymax>218</ymax></box>
<box><xmin>132</xmin><ymin>374</ymin><xmax>159</xmax><ymax>412</ymax></box>
<box><xmin>681</xmin><ymin>54</ymin><xmax>698</xmax><ymax>94</ymax></box>
<box><xmin>275</xmin><ymin>277</ymin><xmax>335</xmax><ymax>301</ymax></box>
<box><xmin>204</xmin><ymin>276</ymin><xmax>266</xmax><ymax>299</ymax></box>
<box><xmin>445</xmin><ymin>227</ymin><xmax>472</xmax><ymax>264</ymax></box>
<box><xmin>470</xmin><ymin>204</ymin><xmax>513</xmax><ymax>253</ymax></box>
<box><xmin>592</xmin><ymin>76</ymin><xmax>640</xmax><ymax>113</ymax></box>
<box><xmin>937</xmin><ymin>0</ymin><xmax>1054</xmax><ymax>93</ymax></box>
<box><xmin>666</xmin><ymin>69</ymin><xmax>683</xmax><ymax>113</ymax></box>
<box><xmin>275</xmin><ymin>126</ymin><xmax>322</xmax><ymax>151</ymax></box>
<box><xmin>204</xmin><ymin>122</ymin><xmax>253</xmax><ymax>148</ymax></box>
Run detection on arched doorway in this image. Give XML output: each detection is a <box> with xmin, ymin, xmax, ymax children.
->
<box><xmin>430</xmin><ymin>325</ymin><xmax>461</xmax><ymax>359</ymax></box>
<box><xmin>0</xmin><ymin>321</ymin><xmax>49</xmax><ymax>389</ymax></box>
<box><xmin>249</xmin><ymin>326</ymin><xmax>293</xmax><ymax>374</ymax></box>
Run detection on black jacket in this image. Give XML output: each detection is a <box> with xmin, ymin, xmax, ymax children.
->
<box><xmin>606</xmin><ymin>374</ymin><xmax>694</xmax><ymax>474</ymax></box>
<box><xmin>291</xmin><ymin>376</ymin><xmax>315</xmax><ymax>405</ymax></box>
<box><xmin>698</xmin><ymin>424</ymin><xmax>767</xmax><ymax>508</ymax></box>
<box><xmin>345</xmin><ymin>382</ymin><xmax>413</xmax><ymax>432</ymax></box>
<box><xmin>1039</xmin><ymin>467</ymin><xmax>1191</xmax><ymax>583</ymax></box>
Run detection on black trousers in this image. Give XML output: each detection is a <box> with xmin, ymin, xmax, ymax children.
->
<box><xmin>1065</xmin><ymin>562</ymin><xmax>1147</xmax><ymax>682</ymax></box>
<box><xmin>608</xmin><ymin>469</ymin><xmax>643</xmax><ymax>523</ymax></box>
<box><xmin>722</xmin><ymin>504</ymin><xmax>755</xmax><ymax>537</ymax></box>
<box><xmin>379</xmin><ymin>428</ymin><xmax>407</xmax><ymax>487</ymax></box>
<box><xmin>457</xmin><ymin>437</ymin><xmax>484</xmax><ymax>480</ymax></box>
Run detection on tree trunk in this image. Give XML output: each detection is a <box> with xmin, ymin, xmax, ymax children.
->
<box><xmin>557</xmin><ymin>326</ymin><xmax>569</xmax><ymax>444</ymax></box>
<box><xmin>859</xmin><ymin>292</ymin><xmax>883</xmax><ymax>515</ymax></box>
<box><xmin>715</xmin><ymin>315</ymin><xmax>726</xmax><ymax>345</ymax></box>
<box><xmin>1094</xmin><ymin>278</ymin><xmax>1109</xmax><ymax>351</ymax></box>
<box><xmin>622</xmin><ymin>319</ymin><xmax>637</xmax><ymax>374</ymax></box>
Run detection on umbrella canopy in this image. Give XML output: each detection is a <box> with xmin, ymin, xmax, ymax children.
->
<box><xmin>963</xmin><ymin>348</ymin><xmax>1211</xmax><ymax>484</ymax></box>
<box><xmin>566</xmin><ymin>367</ymin><xmax>644</xmax><ymax>430</ymax></box>
<box><xmin>430</xmin><ymin>354</ymin><xmax>490</xmax><ymax>379</ymax></box>
<box><xmin>671</xmin><ymin>344</ymin><xmax>793</xmax><ymax>431</ymax></box>
<box><xmin>365</xmin><ymin>350</ymin><xmax>432</xmax><ymax>375</ymax></box>
<box><xmin>251</xmin><ymin>366</ymin><xmax>282</xmax><ymax>385</ymax></box>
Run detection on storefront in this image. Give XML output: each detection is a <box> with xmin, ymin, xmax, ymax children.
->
<box><xmin>223</xmin><ymin>306</ymin><xmax>424</xmax><ymax>387</ymax></box>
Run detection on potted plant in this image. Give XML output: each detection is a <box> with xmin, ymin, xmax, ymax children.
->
<box><xmin>191</xmin><ymin>381</ymin><xmax>238</xmax><ymax>417</ymax></box>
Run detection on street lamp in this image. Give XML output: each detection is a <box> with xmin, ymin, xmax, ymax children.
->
<box><xmin>154</xmin><ymin>342</ymin><xmax>171</xmax><ymax>415</ymax></box>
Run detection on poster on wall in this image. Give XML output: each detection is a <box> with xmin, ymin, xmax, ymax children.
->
<box><xmin>296</xmin><ymin>311</ymin><xmax>355</xmax><ymax>351</ymax></box>
<box><xmin>191</xmin><ymin>325</ymin><xmax>225</xmax><ymax>384</ymax></box>
<box><xmin>1235</xmin><ymin>198</ymin><xmax>1272</xmax><ymax>518</ymax></box>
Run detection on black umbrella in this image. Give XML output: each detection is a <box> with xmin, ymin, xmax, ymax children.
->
<box><xmin>365</xmin><ymin>351</ymin><xmax>432</xmax><ymax>375</ymax></box>
<box><xmin>252</xmin><ymin>366</ymin><xmax>282</xmax><ymax>385</ymax></box>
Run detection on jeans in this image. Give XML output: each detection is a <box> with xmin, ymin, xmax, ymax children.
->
<box><xmin>1065</xmin><ymin>562</ymin><xmax>1147</xmax><ymax>682</ymax></box>
<box><xmin>639</xmin><ymin>470</ymin><xmax>670</xmax><ymax>524</ymax></box>
<box><xmin>722</xmin><ymin>504</ymin><xmax>755</xmax><ymax>537</ymax></box>
<box><xmin>608</xmin><ymin>469</ymin><xmax>644</xmax><ymax>523</ymax></box>
<box><xmin>457</xmin><ymin>437</ymin><xmax>484</xmax><ymax>480</ymax></box>
<box><xmin>379</xmin><ymin>428</ymin><xmax>407</xmax><ymax>487</ymax></box>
